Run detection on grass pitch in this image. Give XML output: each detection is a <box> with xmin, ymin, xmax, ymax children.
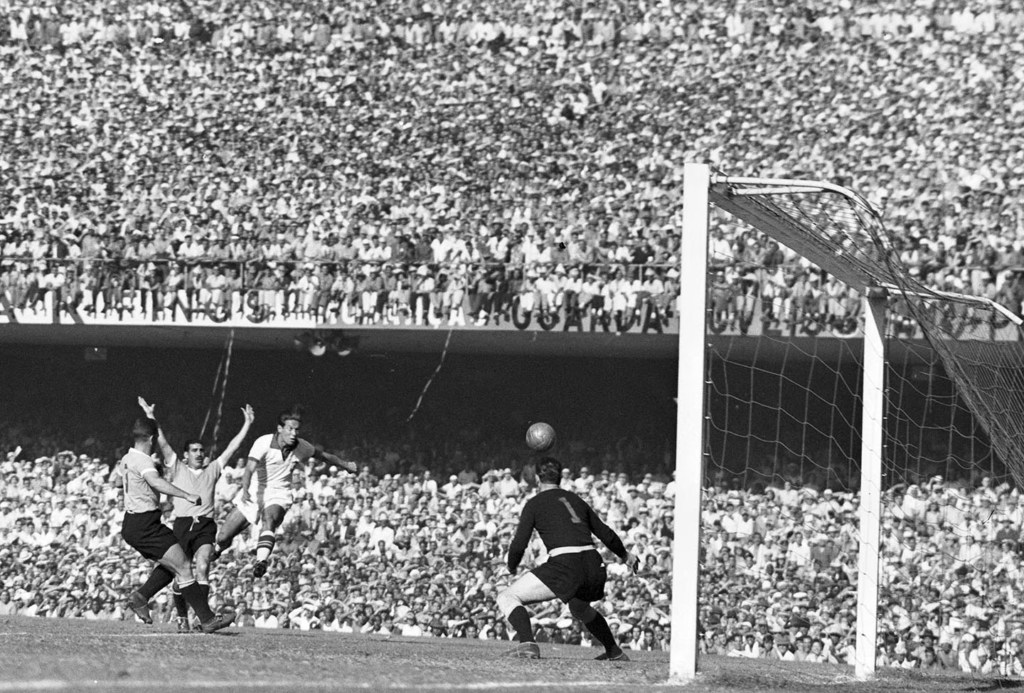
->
<box><xmin>0</xmin><ymin>617</ymin><xmax>1018</xmax><ymax>692</ymax></box>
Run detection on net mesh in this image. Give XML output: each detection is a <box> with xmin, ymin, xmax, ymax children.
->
<box><xmin>885</xmin><ymin>281</ymin><xmax>1024</xmax><ymax>492</ymax></box>
<box><xmin>704</xmin><ymin>180</ymin><xmax>1024</xmax><ymax>669</ymax></box>
<box><xmin>710</xmin><ymin>175</ymin><xmax>1024</xmax><ymax>489</ymax></box>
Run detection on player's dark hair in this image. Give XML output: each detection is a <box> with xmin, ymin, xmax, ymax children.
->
<box><xmin>183</xmin><ymin>438</ymin><xmax>204</xmax><ymax>453</ymax></box>
<box><xmin>132</xmin><ymin>418</ymin><xmax>157</xmax><ymax>443</ymax></box>
<box><xmin>278</xmin><ymin>407</ymin><xmax>303</xmax><ymax>426</ymax></box>
<box><xmin>537</xmin><ymin>457</ymin><xmax>562</xmax><ymax>485</ymax></box>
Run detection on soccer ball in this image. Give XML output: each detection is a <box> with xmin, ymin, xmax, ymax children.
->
<box><xmin>525</xmin><ymin>422</ymin><xmax>556</xmax><ymax>452</ymax></box>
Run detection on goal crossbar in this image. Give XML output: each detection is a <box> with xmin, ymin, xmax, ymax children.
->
<box><xmin>709</xmin><ymin>173</ymin><xmax>886</xmax><ymax>291</ymax></box>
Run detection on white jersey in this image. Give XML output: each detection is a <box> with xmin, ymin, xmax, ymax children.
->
<box><xmin>247</xmin><ymin>434</ymin><xmax>315</xmax><ymax>499</ymax></box>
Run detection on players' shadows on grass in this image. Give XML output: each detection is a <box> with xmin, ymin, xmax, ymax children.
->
<box><xmin>960</xmin><ymin>680</ymin><xmax>1024</xmax><ymax>691</ymax></box>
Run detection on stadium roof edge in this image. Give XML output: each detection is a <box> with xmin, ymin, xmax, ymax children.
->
<box><xmin>0</xmin><ymin>324</ymin><xmax>944</xmax><ymax>366</ymax></box>
<box><xmin>0</xmin><ymin>324</ymin><xmax>681</xmax><ymax>358</ymax></box>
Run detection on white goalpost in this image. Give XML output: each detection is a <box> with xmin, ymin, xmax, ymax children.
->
<box><xmin>670</xmin><ymin>163</ymin><xmax>712</xmax><ymax>683</ymax></box>
<box><xmin>670</xmin><ymin>163</ymin><xmax>1024</xmax><ymax>683</ymax></box>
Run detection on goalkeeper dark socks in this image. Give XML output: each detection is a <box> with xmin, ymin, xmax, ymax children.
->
<box><xmin>582</xmin><ymin>612</ymin><xmax>619</xmax><ymax>654</ymax></box>
<box><xmin>508</xmin><ymin>606</ymin><xmax>535</xmax><ymax>644</ymax></box>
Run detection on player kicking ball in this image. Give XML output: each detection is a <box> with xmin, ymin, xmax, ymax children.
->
<box><xmin>496</xmin><ymin>455</ymin><xmax>640</xmax><ymax>661</ymax></box>
<box><xmin>213</xmin><ymin>407</ymin><xmax>356</xmax><ymax>578</ymax></box>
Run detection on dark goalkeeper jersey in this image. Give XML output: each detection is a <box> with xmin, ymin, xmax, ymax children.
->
<box><xmin>508</xmin><ymin>487</ymin><xmax>628</xmax><ymax>573</ymax></box>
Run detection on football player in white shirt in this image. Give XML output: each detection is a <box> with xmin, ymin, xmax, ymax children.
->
<box><xmin>214</xmin><ymin>407</ymin><xmax>356</xmax><ymax>578</ymax></box>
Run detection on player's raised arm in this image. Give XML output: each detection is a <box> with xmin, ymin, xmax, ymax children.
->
<box><xmin>213</xmin><ymin>405</ymin><xmax>255</xmax><ymax>469</ymax></box>
<box><xmin>138</xmin><ymin>397</ymin><xmax>177</xmax><ymax>470</ymax></box>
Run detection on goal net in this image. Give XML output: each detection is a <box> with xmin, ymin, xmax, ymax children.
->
<box><xmin>671</xmin><ymin>164</ymin><xmax>1024</xmax><ymax>682</ymax></box>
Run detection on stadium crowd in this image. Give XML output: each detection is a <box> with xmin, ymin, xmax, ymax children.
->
<box><xmin>3</xmin><ymin>443</ymin><xmax>1024</xmax><ymax>674</ymax></box>
<box><xmin>4</xmin><ymin>0</ymin><xmax>1024</xmax><ymax>672</ymax></box>
<box><xmin>4</xmin><ymin>0</ymin><xmax>1024</xmax><ymax>331</ymax></box>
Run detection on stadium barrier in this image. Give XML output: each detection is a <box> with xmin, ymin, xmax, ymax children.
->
<box><xmin>4</xmin><ymin>257</ymin><xmax>1020</xmax><ymax>340</ymax></box>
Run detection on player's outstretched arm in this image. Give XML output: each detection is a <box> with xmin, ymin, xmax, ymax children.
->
<box><xmin>138</xmin><ymin>396</ymin><xmax>177</xmax><ymax>469</ymax></box>
<box><xmin>213</xmin><ymin>404</ymin><xmax>255</xmax><ymax>469</ymax></box>
<box><xmin>141</xmin><ymin>469</ymin><xmax>200</xmax><ymax>505</ymax></box>
<box><xmin>314</xmin><ymin>447</ymin><xmax>357</xmax><ymax>473</ymax></box>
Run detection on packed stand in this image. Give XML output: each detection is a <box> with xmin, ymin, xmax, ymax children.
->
<box><xmin>2</xmin><ymin>442</ymin><xmax>1024</xmax><ymax>673</ymax></box>
<box><xmin>3</xmin><ymin>1</ymin><xmax>1024</xmax><ymax>333</ymax></box>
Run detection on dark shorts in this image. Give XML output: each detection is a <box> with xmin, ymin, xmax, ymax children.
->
<box><xmin>531</xmin><ymin>550</ymin><xmax>607</xmax><ymax>603</ymax></box>
<box><xmin>172</xmin><ymin>516</ymin><xmax>217</xmax><ymax>556</ymax></box>
<box><xmin>122</xmin><ymin>511</ymin><xmax>179</xmax><ymax>562</ymax></box>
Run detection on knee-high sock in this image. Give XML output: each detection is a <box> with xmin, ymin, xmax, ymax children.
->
<box><xmin>178</xmin><ymin>580</ymin><xmax>214</xmax><ymax>623</ymax></box>
<box><xmin>197</xmin><ymin>581</ymin><xmax>210</xmax><ymax>603</ymax></box>
<box><xmin>507</xmin><ymin>606</ymin><xmax>534</xmax><ymax>644</ymax></box>
<box><xmin>255</xmin><ymin>532</ymin><xmax>276</xmax><ymax>562</ymax></box>
<box><xmin>137</xmin><ymin>565</ymin><xmax>175</xmax><ymax>601</ymax></box>
<box><xmin>581</xmin><ymin>611</ymin><xmax>619</xmax><ymax>653</ymax></box>
<box><xmin>171</xmin><ymin>583</ymin><xmax>189</xmax><ymax>618</ymax></box>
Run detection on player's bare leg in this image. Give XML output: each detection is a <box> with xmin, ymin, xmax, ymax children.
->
<box><xmin>129</xmin><ymin>544</ymin><xmax>232</xmax><ymax>633</ymax></box>
<box><xmin>495</xmin><ymin>572</ymin><xmax>555</xmax><ymax>659</ymax></box>
<box><xmin>253</xmin><ymin>505</ymin><xmax>285</xmax><ymax>578</ymax></box>
<box><xmin>213</xmin><ymin>508</ymin><xmax>250</xmax><ymax>559</ymax></box>
<box><xmin>193</xmin><ymin>543</ymin><xmax>215</xmax><ymax>606</ymax></box>
<box><xmin>127</xmin><ymin>542</ymin><xmax>198</xmax><ymax>625</ymax></box>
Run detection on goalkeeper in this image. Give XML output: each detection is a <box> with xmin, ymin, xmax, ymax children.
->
<box><xmin>496</xmin><ymin>456</ymin><xmax>640</xmax><ymax>660</ymax></box>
